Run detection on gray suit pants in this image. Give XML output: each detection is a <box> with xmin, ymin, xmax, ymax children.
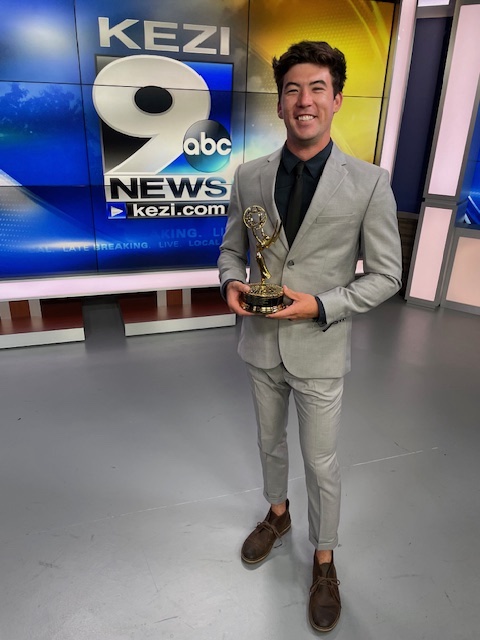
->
<box><xmin>246</xmin><ymin>363</ymin><xmax>344</xmax><ymax>550</ymax></box>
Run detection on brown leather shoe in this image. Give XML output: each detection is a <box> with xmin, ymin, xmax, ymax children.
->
<box><xmin>309</xmin><ymin>553</ymin><xmax>341</xmax><ymax>632</ymax></box>
<box><xmin>241</xmin><ymin>500</ymin><xmax>291</xmax><ymax>564</ymax></box>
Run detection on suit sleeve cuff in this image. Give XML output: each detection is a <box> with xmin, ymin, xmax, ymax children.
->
<box><xmin>221</xmin><ymin>279</ymin><xmax>243</xmax><ymax>301</ymax></box>
<box><xmin>315</xmin><ymin>296</ymin><xmax>327</xmax><ymax>325</ymax></box>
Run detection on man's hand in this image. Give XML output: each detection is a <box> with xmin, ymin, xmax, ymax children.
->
<box><xmin>225</xmin><ymin>281</ymin><xmax>255</xmax><ymax>316</ymax></box>
<box><xmin>266</xmin><ymin>285</ymin><xmax>318</xmax><ymax>320</ymax></box>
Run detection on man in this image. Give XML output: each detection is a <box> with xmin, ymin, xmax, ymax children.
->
<box><xmin>218</xmin><ymin>41</ymin><xmax>402</xmax><ymax>632</ymax></box>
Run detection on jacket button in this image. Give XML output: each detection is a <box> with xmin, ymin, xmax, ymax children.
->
<box><xmin>287</xmin><ymin>260</ymin><xmax>294</xmax><ymax>267</ymax></box>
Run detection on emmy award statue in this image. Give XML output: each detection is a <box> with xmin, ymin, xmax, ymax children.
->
<box><xmin>241</xmin><ymin>205</ymin><xmax>286</xmax><ymax>314</ymax></box>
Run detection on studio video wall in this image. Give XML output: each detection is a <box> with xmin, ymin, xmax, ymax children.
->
<box><xmin>0</xmin><ymin>0</ymin><xmax>396</xmax><ymax>279</ymax></box>
<box><xmin>459</xmin><ymin>105</ymin><xmax>480</xmax><ymax>229</ymax></box>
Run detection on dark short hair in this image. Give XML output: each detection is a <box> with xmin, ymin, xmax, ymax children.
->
<box><xmin>272</xmin><ymin>41</ymin><xmax>347</xmax><ymax>97</ymax></box>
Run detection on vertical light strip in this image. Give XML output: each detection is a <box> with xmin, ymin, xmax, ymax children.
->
<box><xmin>379</xmin><ymin>0</ymin><xmax>417</xmax><ymax>176</ymax></box>
<box><xmin>409</xmin><ymin>206</ymin><xmax>453</xmax><ymax>300</ymax></box>
<box><xmin>446</xmin><ymin>237</ymin><xmax>480</xmax><ymax>306</ymax></box>
<box><xmin>428</xmin><ymin>4</ymin><xmax>480</xmax><ymax>196</ymax></box>
<box><xmin>417</xmin><ymin>0</ymin><xmax>450</xmax><ymax>6</ymax></box>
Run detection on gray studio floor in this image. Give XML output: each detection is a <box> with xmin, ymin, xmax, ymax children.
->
<box><xmin>1</xmin><ymin>295</ymin><xmax>479</xmax><ymax>640</ymax></box>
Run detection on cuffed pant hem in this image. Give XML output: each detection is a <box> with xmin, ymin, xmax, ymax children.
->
<box><xmin>263</xmin><ymin>491</ymin><xmax>288</xmax><ymax>505</ymax></box>
<box><xmin>310</xmin><ymin>533</ymin><xmax>339</xmax><ymax>551</ymax></box>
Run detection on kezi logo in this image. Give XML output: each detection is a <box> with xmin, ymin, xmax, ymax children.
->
<box><xmin>92</xmin><ymin>55</ymin><xmax>233</xmax><ymax>181</ymax></box>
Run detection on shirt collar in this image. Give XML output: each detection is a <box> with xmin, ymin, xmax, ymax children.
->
<box><xmin>281</xmin><ymin>139</ymin><xmax>333</xmax><ymax>178</ymax></box>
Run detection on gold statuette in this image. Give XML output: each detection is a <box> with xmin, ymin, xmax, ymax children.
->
<box><xmin>241</xmin><ymin>205</ymin><xmax>285</xmax><ymax>314</ymax></box>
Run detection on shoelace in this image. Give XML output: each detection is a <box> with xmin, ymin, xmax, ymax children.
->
<box><xmin>310</xmin><ymin>576</ymin><xmax>341</xmax><ymax>599</ymax></box>
<box><xmin>254</xmin><ymin>520</ymin><xmax>285</xmax><ymax>548</ymax></box>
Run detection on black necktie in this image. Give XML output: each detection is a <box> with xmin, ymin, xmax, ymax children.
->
<box><xmin>285</xmin><ymin>161</ymin><xmax>305</xmax><ymax>247</ymax></box>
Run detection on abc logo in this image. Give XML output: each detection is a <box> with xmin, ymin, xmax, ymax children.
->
<box><xmin>183</xmin><ymin>120</ymin><xmax>232</xmax><ymax>172</ymax></box>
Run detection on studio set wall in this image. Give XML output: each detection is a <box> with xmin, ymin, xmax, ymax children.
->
<box><xmin>0</xmin><ymin>0</ymin><xmax>396</xmax><ymax>280</ymax></box>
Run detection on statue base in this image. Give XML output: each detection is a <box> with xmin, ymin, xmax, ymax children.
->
<box><xmin>241</xmin><ymin>283</ymin><xmax>285</xmax><ymax>314</ymax></box>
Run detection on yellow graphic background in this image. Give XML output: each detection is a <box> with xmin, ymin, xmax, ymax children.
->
<box><xmin>244</xmin><ymin>0</ymin><xmax>395</xmax><ymax>162</ymax></box>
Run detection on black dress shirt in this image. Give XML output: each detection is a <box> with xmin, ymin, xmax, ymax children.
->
<box><xmin>274</xmin><ymin>140</ymin><xmax>333</xmax><ymax>227</ymax></box>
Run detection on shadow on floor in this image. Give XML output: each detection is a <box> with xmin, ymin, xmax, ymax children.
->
<box><xmin>82</xmin><ymin>296</ymin><xmax>126</xmax><ymax>350</ymax></box>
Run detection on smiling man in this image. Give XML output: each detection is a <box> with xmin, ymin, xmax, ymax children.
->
<box><xmin>218</xmin><ymin>41</ymin><xmax>402</xmax><ymax>632</ymax></box>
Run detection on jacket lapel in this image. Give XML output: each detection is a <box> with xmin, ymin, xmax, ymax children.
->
<box><xmin>259</xmin><ymin>149</ymin><xmax>289</xmax><ymax>250</ymax></box>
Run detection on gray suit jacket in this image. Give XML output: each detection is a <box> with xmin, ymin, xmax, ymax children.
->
<box><xmin>218</xmin><ymin>144</ymin><xmax>402</xmax><ymax>378</ymax></box>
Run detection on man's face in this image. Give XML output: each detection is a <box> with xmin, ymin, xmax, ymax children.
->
<box><xmin>277</xmin><ymin>63</ymin><xmax>343</xmax><ymax>156</ymax></box>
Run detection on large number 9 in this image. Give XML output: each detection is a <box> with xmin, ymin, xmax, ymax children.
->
<box><xmin>93</xmin><ymin>55</ymin><xmax>211</xmax><ymax>175</ymax></box>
